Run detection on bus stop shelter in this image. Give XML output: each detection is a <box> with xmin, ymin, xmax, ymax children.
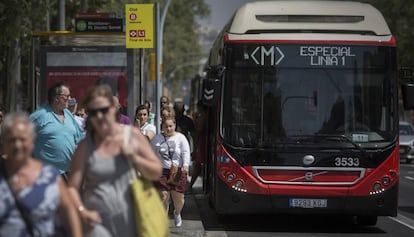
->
<box><xmin>31</xmin><ymin>31</ymin><xmax>142</xmax><ymax>120</ymax></box>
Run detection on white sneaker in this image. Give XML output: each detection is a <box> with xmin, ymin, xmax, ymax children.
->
<box><xmin>174</xmin><ymin>212</ymin><xmax>182</xmax><ymax>227</ymax></box>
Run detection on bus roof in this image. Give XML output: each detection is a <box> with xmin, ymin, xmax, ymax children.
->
<box><xmin>227</xmin><ymin>1</ymin><xmax>391</xmax><ymax>36</ymax></box>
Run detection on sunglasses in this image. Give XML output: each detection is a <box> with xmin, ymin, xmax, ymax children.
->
<box><xmin>87</xmin><ymin>106</ymin><xmax>111</xmax><ymax>117</ymax></box>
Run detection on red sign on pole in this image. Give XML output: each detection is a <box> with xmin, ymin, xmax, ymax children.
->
<box><xmin>129</xmin><ymin>13</ymin><xmax>137</xmax><ymax>21</ymax></box>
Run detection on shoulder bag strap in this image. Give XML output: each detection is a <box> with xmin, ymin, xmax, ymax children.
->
<box><xmin>0</xmin><ymin>160</ymin><xmax>35</xmax><ymax>237</ymax></box>
<box><xmin>80</xmin><ymin>134</ymin><xmax>96</xmax><ymax>190</ymax></box>
<box><xmin>164</xmin><ymin>136</ymin><xmax>182</xmax><ymax>167</ymax></box>
<box><xmin>163</xmin><ymin>136</ymin><xmax>174</xmax><ymax>164</ymax></box>
<box><xmin>124</xmin><ymin>125</ymin><xmax>139</xmax><ymax>180</ymax></box>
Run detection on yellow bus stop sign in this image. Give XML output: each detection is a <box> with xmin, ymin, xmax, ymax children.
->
<box><xmin>125</xmin><ymin>4</ymin><xmax>155</xmax><ymax>48</ymax></box>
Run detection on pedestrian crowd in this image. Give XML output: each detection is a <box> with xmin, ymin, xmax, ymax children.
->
<box><xmin>0</xmin><ymin>82</ymin><xmax>207</xmax><ymax>237</ymax></box>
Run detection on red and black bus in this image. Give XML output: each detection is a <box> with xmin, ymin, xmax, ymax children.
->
<box><xmin>199</xmin><ymin>1</ymin><xmax>414</xmax><ymax>225</ymax></box>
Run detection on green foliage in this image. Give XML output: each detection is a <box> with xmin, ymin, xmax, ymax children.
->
<box><xmin>0</xmin><ymin>0</ymin><xmax>48</xmax><ymax>70</ymax></box>
<box><xmin>0</xmin><ymin>0</ymin><xmax>209</xmax><ymax>102</ymax></box>
<box><xmin>0</xmin><ymin>0</ymin><xmax>49</xmax><ymax>107</ymax></box>
<box><xmin>69</xmin><ymin>0</ymin><xmax>210</xmax><ymax>97</ymax></box>
<box><xmin>162</xmin><ymin>0</ymin><xmax>209</xmax><ymax>97</ymax></box>
<box><xmin>4</xmin><ymin>1</ymin><xmax>414</xmax><ymax>103</ymax></box>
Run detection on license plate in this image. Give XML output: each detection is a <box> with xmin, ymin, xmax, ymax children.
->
<box><xmin>289</xmin><ymin>198</ymin><xmax>328</xmax><ymax>208</ymax></box>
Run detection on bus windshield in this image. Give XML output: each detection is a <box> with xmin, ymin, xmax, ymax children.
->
<box><xmin>221</xmin><ymin>44</ymin><xmax>398</xmax><ymax>149</ymax></box>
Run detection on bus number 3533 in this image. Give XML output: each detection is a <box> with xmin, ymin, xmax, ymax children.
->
<box><xmin>334</xmin><ymin>157</ymin><xmax>360</xmax><ymax>167</ymax></box>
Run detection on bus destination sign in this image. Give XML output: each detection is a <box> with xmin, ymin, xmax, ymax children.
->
<box><xmin>299</xmin><ymin>46</ymin><xmax>356</xmax><ymax>66</ymax></box>
<box><xmin>234</xmin><ymin>44</ymin><xmax>385</xmax><ymax>69</ymax></box>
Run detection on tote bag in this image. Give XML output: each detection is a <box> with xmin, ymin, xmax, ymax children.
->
<box><xmin>124</xmin><ymin>126</ymin><xmax>169</xmax><ymax>237</ymax></box>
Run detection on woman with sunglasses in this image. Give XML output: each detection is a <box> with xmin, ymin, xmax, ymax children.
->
<box><xmin>67</xmin><ymin>84</ymin><xmax>162</xmax><ymax>236</ymax></box>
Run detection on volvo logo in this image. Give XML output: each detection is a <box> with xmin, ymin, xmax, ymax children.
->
<box><xmin>304</xmin><ymin>172</ymin><xmax>314</xmax><ymax>181</ymax></box>
<box><xmin>288</xmin><ymin>170</ymin><xmax>329</xmax><ymax>182</ymax></box>
<box><xmin>303</xmin><ymin>155</ymin><xmax>315</xmax><ymax>165</ymax></box>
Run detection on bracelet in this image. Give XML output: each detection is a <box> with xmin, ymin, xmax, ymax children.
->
<box><xmin>78</xmin><ymin>205</ymin><xmax>85</xmax><ymax>212</ymax></box>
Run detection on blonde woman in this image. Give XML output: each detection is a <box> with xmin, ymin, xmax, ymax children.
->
<box><xmin>0</xmin><ymin>111</ymin><xmax>82</xmax><ymax>237</ymax></box>
<box><xmin>67</xmin><ymin>85</ymin><xmax>162</xmax><ymax>236</ymax></box>
<box><xmin>151</xmin><ymin>115</ymin><xmax>190</xmax><ymax>227</ymax></box>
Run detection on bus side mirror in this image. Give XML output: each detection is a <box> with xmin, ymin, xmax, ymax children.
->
<box><xmin>400</xmin><ymin>67</ymin><xmax>414</xmax><ymax>110</ymax></box>
<box><xmin>401</xmin><ymin>84</ymin><xmax>414</xmax><ymax>110</ymax></box>
<box><xmin>201</xmin><ymin>78</ymin><xmax>219</xmax><ymax>107</ymax></box>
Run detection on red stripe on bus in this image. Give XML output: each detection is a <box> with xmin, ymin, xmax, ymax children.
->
<box><xmin>224</xmin><ymin>34</ymin><xmax>396</xmax><ymax>46</ymax></box>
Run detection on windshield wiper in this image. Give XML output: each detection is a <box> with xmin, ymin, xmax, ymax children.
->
<box><xmin>292</xmin><ymin>134</ymin><xmax>369</xmax><ymax>158</ymax></box>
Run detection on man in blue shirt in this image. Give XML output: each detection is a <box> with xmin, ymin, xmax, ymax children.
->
<box><xmin>30</xmin><ymin>83</ymin><xmax>84</xmax><ymax>176</ymax></box>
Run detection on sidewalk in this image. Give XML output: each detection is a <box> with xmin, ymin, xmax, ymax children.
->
<box><xmin>169</xmin><ymin>177</ymin><xmax>204</xmax><ymax>237</ymax></box>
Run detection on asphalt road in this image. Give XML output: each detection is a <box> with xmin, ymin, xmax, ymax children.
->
<box><xmin>173</xmin><ymin>163</ymin><xmax>414</xmax><ymax>237</ymax></box>
<box><xmin>398</xmin><ymin>163</ymin><xmax>414</xmax><ymax>221</ymax></box>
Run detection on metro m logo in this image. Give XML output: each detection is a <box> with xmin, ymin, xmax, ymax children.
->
<box><xmin>250</xmin><ymin>46</ymin><xmax>285</xmax><ymax>66</ymax></box>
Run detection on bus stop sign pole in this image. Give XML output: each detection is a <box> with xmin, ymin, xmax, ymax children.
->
<box><xmin>155</xmin><ymin>0</ymin><xmax>171</xmax><ymax>133</ymax></box>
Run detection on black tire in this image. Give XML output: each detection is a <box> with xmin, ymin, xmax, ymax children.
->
<box><xmin>356</xmin><ymin>215</ymin><xmax>378</xmax><ymax>226</ymax></box>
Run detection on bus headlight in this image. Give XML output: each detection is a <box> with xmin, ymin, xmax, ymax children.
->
<box><xmin>370</xmin><ymin>182</ymin><xmax>385</xmax><ymax>195</ymax></box>
<box><xmin>232</xmin><ymin>179</ymin><xmax>247</xmax><ymax>192</ymax></box>
<box><xmin>234</xmin><ymin>180</ymin><xmax>243</xmax><ymax>188</ymax></box>
<box><xmin>226</xmin><ymin>173</ymin><xmax>235</xmax><ymax>182</ymax></box>
<box><xmin>382</xmin><ymin>176</ymin><xmax>391</xmax><ymax>186</ymax></box>
<box><xmin>373</xmin><ymin>182</ymin><xmax>382</xmax><ymax>191</ymax></box>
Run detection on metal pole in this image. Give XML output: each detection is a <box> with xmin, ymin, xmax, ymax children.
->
<box><xmin>140</xmin><ymin>48</ymin><xmax>144</xmax><ymax>104</ymax></box>
<box><xmin>159</xmin><ymin>0</ymin><xmax>171</xmax><ymax>95</ymax></box>
<box><xmin>155</xmin><ymin>0</ymin><xmax>171</xmax><ymax>133</ymax></box>
<box><xmin>155</xmin><ymin>3</ymin><xmax>161</xmax><ymax>132</ymax></box>
<box><xmin>46</xmin><ymin>0</ymin><xmax>50</xmax><ymax>31</ymax></box>
<box><xmin>58</xmin><ymin>0</ymin><xmax>65</xmax><ymax>30</ymax></box>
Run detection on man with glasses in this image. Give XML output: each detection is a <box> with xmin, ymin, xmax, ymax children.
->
<box><xmin>30</xmin><ymin>83</ymin><xmax>84</xmax><ymax>180</ymax></box>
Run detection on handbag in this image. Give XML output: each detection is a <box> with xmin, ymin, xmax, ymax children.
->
<box><xmin>124</xmin><ymin>126</ymin><xmax>169</xmax><ymax>237</ymax></box>
<box><xmin>167</xmin><ymin>165</ymin><xmax>182</xmax><ymax>186</ymax></box>
<box><xmin>164</xmin><ymin>136</ymin><xmax>183</xmax><ymax>186</ymax></box>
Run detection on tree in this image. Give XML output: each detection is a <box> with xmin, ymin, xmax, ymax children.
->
<box><xmin>96</xmin><ymin>0</ymin><xmax>210</xmax><ymax>99</ymax></box>
<box><xmin>0</xmin><ymin>0</ymin><xmax>209</xmax><ymax>109</ymax></box>
<box><xmin>162</xmin><ymin>0</ymin><xmax>209</xmax><ymax>99</ymax></box>
<box><xmin>0</xmin><ymin>0</ymin><xmax>48</xmax><ymax>110</ymax></box>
